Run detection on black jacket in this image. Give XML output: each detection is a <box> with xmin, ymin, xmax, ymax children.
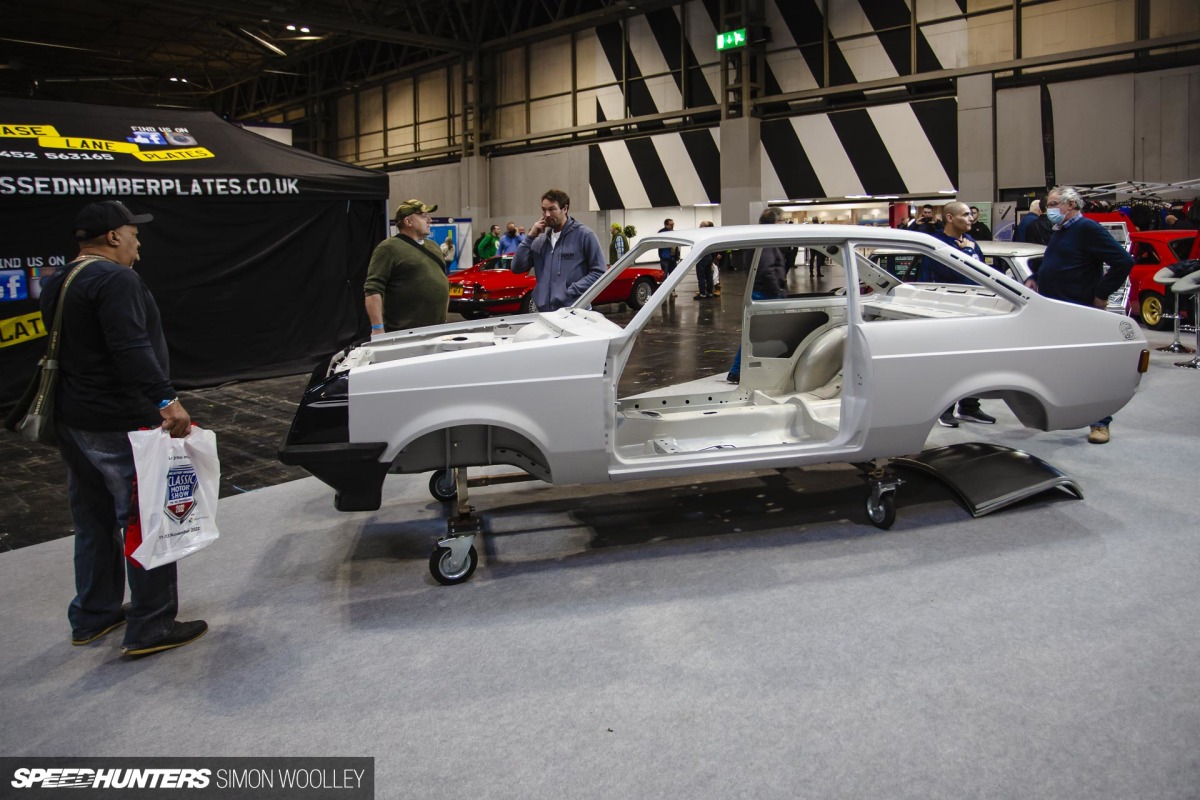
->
<box><xmin>40</xmin><ymin>258</ymin><xmax>174</xmax><ymax>431</ymax></box>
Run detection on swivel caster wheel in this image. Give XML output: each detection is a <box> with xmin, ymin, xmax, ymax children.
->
<box><xmin>865</xmin><ymin>492</ymin><xmax>896</xmax><ymax>530</ymax></box>
<box><xmin>429</xmin><ymin>469</ymin><xmax>458</xmax><ymax>502</ymax></box>
<box><xmin>429</xmin><ymin>544</ymin><xmax>478</xmax><ymax>585</ymax></box>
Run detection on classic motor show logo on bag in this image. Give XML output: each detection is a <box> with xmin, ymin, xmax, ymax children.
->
<box><xmin>165</xmin><ymin>462</ymin><xmax>199</xmax><ymax>525</ymax></box>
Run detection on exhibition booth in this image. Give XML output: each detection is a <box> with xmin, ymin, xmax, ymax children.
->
<box><xmin>0</xmin><ymin>99</ymin><xmax>389</xmax><ymax>410</ymax></box>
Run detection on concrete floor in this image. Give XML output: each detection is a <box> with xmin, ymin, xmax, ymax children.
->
<box><xmin>3</xmin><ymin>261</ymin><xmax>850</xmax><ymax>551</ymax></box>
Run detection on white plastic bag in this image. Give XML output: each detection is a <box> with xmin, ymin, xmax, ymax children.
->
<box><xmin>125</xmin><ymin>426</ymin><xmax>221</xmax><ymax>570</ymax></box>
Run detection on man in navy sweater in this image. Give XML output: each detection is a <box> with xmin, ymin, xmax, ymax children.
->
<box><xmin>1025</xmin><ymin>186</ymin><xmax>1134</xmax><ymax>444</ymax></box>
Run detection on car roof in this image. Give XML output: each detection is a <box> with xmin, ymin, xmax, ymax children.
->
<box><xmin>976</xmin><ymin>240</ymin><xmax>1046</xmax><ymax>257</ymax></box>
<box><xmin>649</xmin><ymin>223</ymin><xmax>959</xmax><ymax>248</ymax></box>
<box><xmin>1130</xmin><ymin>229</ymin><xmax>1196</xmax><ymax>241</ymax></box>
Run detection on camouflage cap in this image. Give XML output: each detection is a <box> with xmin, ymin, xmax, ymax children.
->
<box><xmin>394</xmin><ymin>199</ymin><xmax>438</xmax><ymax>220</ymax></box>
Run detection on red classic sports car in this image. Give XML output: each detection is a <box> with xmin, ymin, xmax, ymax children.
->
<box><xmin>448</xmin><ymin>255</ymin><xmax>666</xmax><ymax>319</ymax></box>
<box><xmin>1127</xmin><ymin>230</ymin><xmax>1199</xmax><ymax>329</ymax></box>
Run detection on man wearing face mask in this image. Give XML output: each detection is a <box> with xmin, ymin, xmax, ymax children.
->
<box><xmin>41</xmin><ymin>200</ymin><xmax>207</xmax><ymax>657</ymax></box>
<box><xmin>512</xmin><ymin>188</ymin><xmax>606</xmax><ymax>312</ymax></box>
<box><xmin>1025</xmin><ymin>185</ymin><xmax>1133</xmax><ymax>444</ymax></box>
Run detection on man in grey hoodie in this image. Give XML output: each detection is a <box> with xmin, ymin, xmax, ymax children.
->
<box><xmin>513</xmin><ymin>189</ymin><xmax>606</xmax><ymax>311</ymax></box>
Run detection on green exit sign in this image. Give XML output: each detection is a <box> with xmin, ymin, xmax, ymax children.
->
<box><xmin>716</xmin><ymin>28</ymin><xmax>747</xmax><ymax>51</ymax></box>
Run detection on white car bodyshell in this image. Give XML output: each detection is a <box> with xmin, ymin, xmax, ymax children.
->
<box><xmin>314</xmin><ymin>224</ymin><xmax>1147</xmax><ymax>492</ymax></box>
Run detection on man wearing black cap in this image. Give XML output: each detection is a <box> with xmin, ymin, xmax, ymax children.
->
<box><xmin>40</xmin><ymin>200</ymin><xmax>207</xmax><ymax>657</ymax></box>
<box><xmin>364</xmin><ymin>198</ymin><xmax>448</xmax><ymax>337</ymax></box>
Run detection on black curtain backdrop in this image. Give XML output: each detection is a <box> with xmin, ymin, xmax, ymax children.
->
<box><xmin>0</xmin><ymin>99</ymin><xmax>388</xmax><ymax>411</ymax></box>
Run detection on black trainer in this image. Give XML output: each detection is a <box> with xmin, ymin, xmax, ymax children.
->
<box><xmin>122</xmin><ymin>620</ymin><xmax>208</xmax><ymax>657</ymax></box>
<box><xmin>71</xmin><ymin>604</ymin><xmax>129</xmax><ymax>646</ymax></box>
<box><xmin>937</xmin><ymin>408</ymin><xmax>959</xmax><ymax>428</ymax></box>
<box><xmin>956</xmin><ymin>407</ymin><xmax>996</xmax><ymax>424</ymax></box>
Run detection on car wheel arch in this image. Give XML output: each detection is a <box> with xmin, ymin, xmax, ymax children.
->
<box><xmin>384</xmin><ymin>420</ymin><xmax>553</xmax><ymax>482</ymax></box>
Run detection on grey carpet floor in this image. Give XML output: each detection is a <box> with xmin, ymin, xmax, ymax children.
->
<box><xmin>2</xmin><ymin>333</ymin><xmax>1198</xmax><ymax>799</ymax></box>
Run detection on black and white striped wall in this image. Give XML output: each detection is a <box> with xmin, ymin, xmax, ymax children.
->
<box><xmin>585</xmin><ymin>0</ymin><xmax>964</xmax><ymax>209</ymax></box>
<box><xmin>589</xmin><ymin>97</ymin><xmax>958</xmax><ymax>209</ymax></box>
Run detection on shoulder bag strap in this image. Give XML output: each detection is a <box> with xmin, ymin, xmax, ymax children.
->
<box><xmin>395</xmin><ymin>235</ymin><xmax>448</xmax><ymax>271</ymax></box>
<box><xmin>43</xmin><ymin>256</ymin><xmax>104</xmax><ymax>365</ymax></box>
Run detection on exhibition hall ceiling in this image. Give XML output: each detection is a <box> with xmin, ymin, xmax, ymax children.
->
<box><xmin>0</xmin><ymin>0</ymin><xmax>676</xmax><ymax>115</ymax></box>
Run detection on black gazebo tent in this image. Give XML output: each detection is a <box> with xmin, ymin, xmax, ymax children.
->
<box><xmin>0</xmin><ymin>99</ymin><xmax>388</xmax><ymax>410</ymax></box>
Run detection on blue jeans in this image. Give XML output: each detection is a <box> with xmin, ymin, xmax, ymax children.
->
<box><xmin>58</xmin><ymin>426</ymin><xmax>178</xmax><ymax>647</ymax></box>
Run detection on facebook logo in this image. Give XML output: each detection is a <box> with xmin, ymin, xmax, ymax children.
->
<box><xmin>0</xmin><ymin>269</ymin><xmax>28</xmax><ymax>301</ymax></box>
<box><xmin>128</xmin><ymin>131</ymin><xmax>166</xmax><ymax>145</ymax></box>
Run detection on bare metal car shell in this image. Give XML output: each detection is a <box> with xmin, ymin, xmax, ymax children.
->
<box><xmin>295</xmin><ymin>224</ymin><xmax>1146</xmax><ymax>498</ymax></box>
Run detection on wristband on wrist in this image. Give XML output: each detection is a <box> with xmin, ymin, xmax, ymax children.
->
<box><xmin>370</xmin><ymin>324</ymin><xmax>384</xmax><ymax>331</ymax></box>
<box><xmin>158</xmin><ymin>397</ymin><xmax>177</xmax><ymax>410</ymax></box>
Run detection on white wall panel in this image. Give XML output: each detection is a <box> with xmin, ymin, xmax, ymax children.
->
<box><xmin>530</xmin><ymin>96</ymin><xmax>573</xmax><ymax>135</ymax></box>
<box><xmin>336</xmin><ymin>95</ymin><xmax>355</xmax><ymax>139</ymax></box>
<box><xmin>918</xmin><ymin>0</ymin><xmax>965</xmax><ymax>22</ymax></box>
<box><xmin>574</xmin><ymin>32</ymin><xmax>604</xmax><ymax>90</ymax></box>
<box><xmin>497</xmin><ymin>48</ymin><xmax>526</xmax><ymax>105</ymax></box>
<box><xmin>1050</xmin><ymin>74</ymin><xmax>1135</xmax><ymax>184</ymax></box>
<box><xmin>996</xmin><ymin>86</ymin><xmax>1044</xmax><ymax>189</ymax></box>
<box><xmin>1021</xmin><ymin>0</ymin><xmax>1135</xmax><ymax>58</ymax></box>
<box><xmin>358</xmin><ymin>87</ymin><xmax>383</xmax><ymax>133</ymax></box>
<box><xmin>490</xmin><ymin>149</ymin><xmax>582</xmax><ymax>223</ymax></box>
<box><xmin>1149</xmin><ymin>0</ymin><xmax>1200</xmax><ymax>37</ymax></box>
<box><xmin>386</xmin><ymin>80</ymin><xmax>414</xmax><ymax>127</ymax></box>
<box><xmin>1134</xmin><ymin>65</ymin><xmax>1200</xmax><ymax>181</ymax></box>
<box><xmin>387</xmin><ymin>128</ymin><xmax>415</xmax><ymax>156</ymax></box>
<box><xmin>418</xmin><ymin>119</ymin><xmax>448</xmax><ymax>148</ymax></box>
<box><xmin>497</xmin><ymin>105</ymin><xmax>526</xmax><ymax>140</ymax></box>
<box><xmin>530</xmin><ymin>35</ymin><xmax>573</xmax><ymax>97</ymax></box>
<box><xmin>965</xmin><ymin>8</ymin><xmax>1015</xmax><ymax>66</ymax></box>
<box><xmin>388</xmin><ymin>164</ymin><xmax>461</xmax><ymax>218</ymax></box>
<box><xmin>358</xmin><ymin>132</ymin><xmax>384</xmax><ymax>162</ymax></box>
<box><xmin>417</xmin><ymin>71</ymin><xmax>448</xmax><ymax>120</ymax></box>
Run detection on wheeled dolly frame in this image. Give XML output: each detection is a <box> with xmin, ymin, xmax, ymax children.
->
<box><xmin>424</xmin><ymin>461</ymin><xmax>904</xmax><ymax>585</ymax></box>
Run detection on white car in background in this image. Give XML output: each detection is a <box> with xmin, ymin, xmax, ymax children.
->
<box><xmin>280</xmin><ymin>225</ymin><xmax>1149</xmax><ymax>583</ymax></box>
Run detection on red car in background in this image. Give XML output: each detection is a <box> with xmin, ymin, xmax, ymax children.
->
<box><xmin>1127</xmin><ymin>229</ymin><xmax>1199</xmax><ymax>329</ymax></box>
<box><xmin>448</xmin><ymin>255</ymin><xmax>666</xmax><ymax>319</ymax></box>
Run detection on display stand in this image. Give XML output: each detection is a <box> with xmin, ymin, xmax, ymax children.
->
<box><xmin>1153</xmin><ymin>267</ymin><xmax>1196</xmax><ymax>354</ymax></box>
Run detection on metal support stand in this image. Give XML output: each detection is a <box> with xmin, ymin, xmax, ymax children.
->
<box><xmin>1157</xmin><ymin>290</ymin><xmax>1195</xmax><ymax>353</ymax></box>
<box><xmin>856</xmin><ymin>459</ymin><xmax>903</xmax><ymax>530</ymax></box>
<box><xmin>429</xmin><ymin>466</ymin><xmax>483</xmax><ymax>584</ymax></box>
<box><xmin>1175</xmin><ymin>295</ymin><xmax>1200</xmax><ymax>369</ymax></box>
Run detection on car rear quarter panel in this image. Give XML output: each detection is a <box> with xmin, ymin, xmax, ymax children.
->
<box><xmin>346</xmin><ymin>336</ymin><xmax>612</xmax><ymax>484</ymax></box>
<box><xmin>855</xmin><ymin>297</ymin><xmax>1145</xmax><ymax>448</ymax></box>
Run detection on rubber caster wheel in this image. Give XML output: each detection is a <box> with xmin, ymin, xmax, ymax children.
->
<box><xmin>866</xmin><ymin>492</ymin><xmax>896</xmax><ymax>530</ymax></box>
<box><xmin>429</xmin><ymin>545</ymin><xmax>478</xmax><ymax>585</ymax></box>
<box><xmin>429</xmin><ymin>469</ymin><xmax>458</xmax><ymax>502</ymax></box>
